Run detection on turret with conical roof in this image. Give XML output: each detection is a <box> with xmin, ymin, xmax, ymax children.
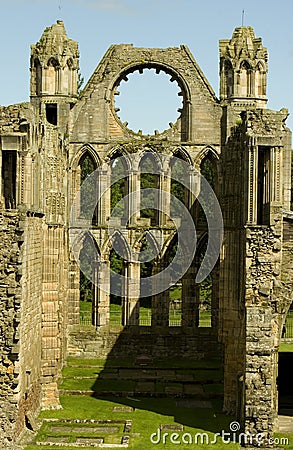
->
<box><xmin>219</xmin><ymin>26</ymin><xmax>268</xmax><ymax>107</ymax></box>
<box><xmin>30</xmin><ymin>20</ymin><xmax>79</xmax><ymax>99</ymax></box>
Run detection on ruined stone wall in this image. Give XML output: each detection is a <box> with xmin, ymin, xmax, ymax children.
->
<box><xmin>41</xmin><ymin>225</ymin><xmax>67</xmax><ymax>410</ymax></box>
<box><xmin>0</xmin><ymin>210</ymin><xmax>22</xmax><ymax>447</ymax></box>
<box><xmin>0</xmin><ymin>210</ymin><xmax>44</xmax><ymax>448</ymax></box>
<box><xmin>219</xmin><ymin>123</ymin><xmax>246</xmax><ymax>416</ymax></box>
<box><xmin>244</xmin><ymin>224</ymin><xmax>283</xmax><ymax>445</ymax></box>
<box><xmin>282</xmin><ymin>216</ymin><xmax>293</xmax><ymax>286</ymax></box>
<box><xmin>15</xmin><ymin>213</ymin><xmax>43</xmax><ymax>439</ymax></box>
<box><xmin>68</xmin><ymin>326</ymin><xmax>222</xmax><ymax>361</ymax></box>
<box><xmin>70</xmin><ymin>44</ymin><xmax>222</xmax><ymax>144</ymax></box>
<box><xmin>0</xmin><ymin>104</ymin><xmax>28</xmax><ymax>133</ymax></box>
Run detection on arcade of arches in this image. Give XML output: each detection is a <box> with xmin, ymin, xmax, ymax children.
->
<box><xmin>0</xmin><ymin>20</ymin><xmax>292</xmax><ymax>449</ymax></box>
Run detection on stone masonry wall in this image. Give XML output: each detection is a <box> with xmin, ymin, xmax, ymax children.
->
<box><xmin>68</xmin><ymin>326</ymin><xmax>223</xmax><ymax>361</ymax></box>
<box><xmin>0</xmin><ymin>210</ymin><xmax>22</xmax><ymax>448</ymax></box>
<box><xmin>244</xmin><ymin>223</ymin><xmax>283</xmax><ymax>446</ymax></box>
<box><xmin>15</xmin><ymin>213</ymin><xmax>43</xmax><ymax>440</ymax></box>
<box><xmin>0</xmin><ymin>210</ymin><xmax>44</xmax><ymax>448</ymax></box>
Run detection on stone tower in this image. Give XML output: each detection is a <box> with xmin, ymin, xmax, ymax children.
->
<box><xmin>30</xmin><ymin>20</ymin><xmax>79</xmax><ymax>127</ymax></box>
<box><xmin>219</xmin><ymin>26</ymin><xmax>268</xmax><ymax>107</ymax></box>
<box><xmin>0</xmin><ymin>21</ymin><xmax>292</xmax><ymax>449</ymax></box>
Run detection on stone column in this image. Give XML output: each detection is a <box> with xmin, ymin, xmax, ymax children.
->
<box><xmin>244</xmin><ymin>307</ymin><xmax>276</xmax><ymax>447</ymax></box>
<box><xmin>41</xmin><ymin>225</ymin><xmax>63</xmax><ymax>410</ymax></box>
<box><xmin>128</xmin><ymin>170</ymin><xmax>140</xmax><ymax>225</ymax></box>
<box><xmin>159</xmin><ymin>170</ymin><xmax>170</xmax><ymax>225</ymax></box>
<box><xmin>98</xmin><ymin>168</ymin><xmax>110</xmax><ymax>226</ymax></box>
<box><xmin>67</xmin><ymin>254</ymin><xmax>80</xmax><ymax>325</ymax></box>
<box><xmin>122</xmin><ymin>261</ymin><xmax>140</xmax><ymax>325</ymax></box>
<box><xmin>247</xmin><ymin>143</ymin><xmax>258</xmax><ymax>224</ymax></box>
<box><xmin>188</xmin><ymin>167</ymin><xmax>199</xmax><ymax>219</ymax></box>
<box><xmin>182</xmin><ymin>264</ymin><xmax>198</xmax><ymax>328</ymax></box>
<box><xmin>151</xmin><ymin>261</ymin><xmax>169</xmax><ymax>327</ymax></box>
<box><xmin>92</xmin><ymin>260</ymin><xmax>110</xmax><ymax>327</ymax></box>
<box><xmin>211</xmin><ymin>263</ymin><xmax>219</xmax><ymax>329</ymax></box>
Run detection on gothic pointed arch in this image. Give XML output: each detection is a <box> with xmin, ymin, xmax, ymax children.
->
<box><xmin>238</xmin><ymin>60</ymin><xmax>252</xmax><ymax>97</ymax></box>
<box><xmin>134</xmin><ymin>230</ymin><xmax>161</xmax><ymax>256</ymax></box>
<box><xmin>46</xmin><ymin>57</ymin><xmax>60</xmax><ymax>95</ymax></box>
<box><xmin>110</xmin><ymin>230</ymin><xmax>131</xmax><ymax>261</ymax></box>
<box><xmin>172</xmin><ymin>147</ymin><xmax>193</xmax><ymax>165</ymax></box>
<box><xmin>224</xmin><ymin>59</ymin><xmax>234</xmax><ymax>98</ymax></box>
<box><xmin>170</xmin><ymin>151</ymin><xmax>190</xmax><ymax>214</ymax></box>
<box><xmin>194</xmin><ymin>146</ymin><xmax>219</xmax><ymax>167</ymax></box>
<box><xmin>105</xmin><ymin>146</ymin><xmax>131</xmax><ymax>171</ymax></box>
<box><xmin>79</xmin><ymin>232</ymin><xmax>101</xmax><ymax>325</ymax></box>
<box><xmin>71</xmin><ymin>144</ymin><xmax>101</xmax><ymax>170</ymax></box>
<box><xmin>139</xmin><ymin>148</ymin><xmax>163</xmax><ymax>172</ymax></box>
<box><xmin>255</xmin><ymin>61</ymin><xmax>266</xmax><ymax>96</ymax></box>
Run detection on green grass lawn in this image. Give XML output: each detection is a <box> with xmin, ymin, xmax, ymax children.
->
<box><xmin>279</xmin><ymin>342</ymin><xmax>293</xmax><ymax>352</ymax></box>
<box><xmin>25</xmin><ymin>395</ymin><xmax>240</xmax><ymax>450</ymax></box>
<box><xmin>24</xmin><ymin>395</ymin><xmax>293</xmax><ymax>449</ymax></box>
<box><xmin>24</xmin><ymin>354</ymin><xmax>293</xmax><ymax>450</ymax></box>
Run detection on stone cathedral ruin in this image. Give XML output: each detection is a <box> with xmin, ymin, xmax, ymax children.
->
<box><xmin>0</xmin><ymin>20</ymin><xmax>292</xmax><ymax>448</ymax></box>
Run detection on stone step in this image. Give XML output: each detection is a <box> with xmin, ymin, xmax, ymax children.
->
<box><xmin>59</xmin><ymin>387</ymin><xmax>223</xmax><ymax>398</ymax></box>
<box><xmin>62</xmin><ymin>376</ymin><xmax>222</xmax><ymax>385</ymax></box>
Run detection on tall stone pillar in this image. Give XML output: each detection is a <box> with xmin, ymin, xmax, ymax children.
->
<box><xmin>98</xmin><ymin>168</ymin><xmax>110</xmax><ymax>226</ymax></box>
<box><xmin>122</xmin><ymin>261</ymin><xmax>140</xmax><ymax>325</ymax></box>
<box><xmin>151</xmin><ymin>261</ymin><xmax>169</xmax><ymax>327</ymax></box>
<box><xmin>182</xmin><ymin>264</ymin><xmax>198</xmax><ymax>328</ymax></box>
<box><xmin>92</xmin><ymin>260</ymin><xmax>110</xmax><ymax>326</ymax></box>
<box><xmin>158</xmin><ymin>170</ymin><xmax>170</xmax><ymax>225</ymax></box>
<box><xmin>128</xmin><ymin>170</ymin><xmax>140</xmax><ymax>225</ymax></box>
<box><xmin>211</xmin><ymin>263</ymin><xmax>220</xmax><ymax>329</ymax></box>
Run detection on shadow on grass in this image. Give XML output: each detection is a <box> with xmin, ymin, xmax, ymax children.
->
<box><xmin>65</xmin><ymin>316</ymin><xmax>234</xmax><ymax>436</ymax></box>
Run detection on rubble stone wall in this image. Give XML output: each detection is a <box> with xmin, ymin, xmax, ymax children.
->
<box><xmin>68</xmin><ymin>326</ymin><xmax>223</xmax><ymax>361</ymax></box>
<box><xmin>0</xmin><ymin>210</ymin><xmax>21</xmax><ymax>447</ymax></box>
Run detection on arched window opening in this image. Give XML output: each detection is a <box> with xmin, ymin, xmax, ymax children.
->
<box><xmin>110</xmin><ymin>154</ymin><xmax>128</xmax><ymax>224</ymax></box>
<box><xmin>196</xmin><ymin>239</ymin><xmax>212</xmax><ymax>328</ymax></box>
<box><xmin>197</xmin><ymin>155</ymin><xmax>218</xmax><ymax>228</ymax></box>
<box><xmin>255</xmin><ymin>64</ymin><xmax>265</xmax><ymax>97</ymax></box>
<box><xmin>109</xmin><ymin>234</ymin><xmax>128</xmax><ymax>325</ymax></box>
<box><xmin>109</xmin><ymin>249</ymin><xmax>123</xmax><ymax>325</ymax></box>
<box><xmin>257</xmin><ymin>146</ymin><xmax>271</xmax><ymax>225</ymax></box>
<box><xmin>79</xmin><ymin>153</ymin><xmax>97</xmax><ymax>224</ymax></box>
<box><xmin>79</xmin><ymin>235</ymin><xmax>96</xmax><ymax>325</ymax></box>
<box><xmin>46</xmin><ymin>103</ymin><xmax>57</xmax><ymax>125</ymax></box>
<box><xmin>201</xmin><ymin>155</ymin><xmax>217</xmax><ymax>191</ymax></box>
<box><xmin>34</xmin><ymin>58</ymin><xmax>42</xmax><ymax>96</ymax></box>
<box><xmin>138</xmin><ymin>236</ymin><xmax>157</xmax><ymax>326</ymax></box>
<box><xmin>139</xmin><ymin>153</ymin><xmax>159</xmax><ymax>225</ymax></box>
<box><xmin>2</xmin><ymin>150</ymin><xmax>17</xmax><ymax>209</ymax></box>
<box><xmin>46</xmin><ymin>58</ymin><xmax>58</xmax><ymax>94</ymax></box>
<box><xmin>64</xmin><ymin>58</ymin><xmax>73</xmax><ymax>95</ymax></box>
<box><xmin>239</xmin><ymin>61</ymin><xmax>251</xmax><ymax>97</ymax></box>
<box><xmin>170</xmin><ymin>156</ymin><xmax>187</xmax><ymax>218</ymax></box>
<box><xmin>165</xmin><ymin>235</ymin><xmax>182</xmax><ymax>327</ymax></box>
<box><xmin>225</xmin><ymin>60</ymin><xmax>234</xmax><ymax>97</ymax></box>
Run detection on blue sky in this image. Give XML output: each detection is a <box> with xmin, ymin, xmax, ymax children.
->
<box><xmin>1</xmin><ymin>0</ymin><xmax>293</xmax><ymax>133</ymax></box>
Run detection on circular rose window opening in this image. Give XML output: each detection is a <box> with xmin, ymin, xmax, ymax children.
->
<box><xmin>114</xmin><ymin>68</ymin><xmax>183</xmax><ymax>135</ymax></box>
